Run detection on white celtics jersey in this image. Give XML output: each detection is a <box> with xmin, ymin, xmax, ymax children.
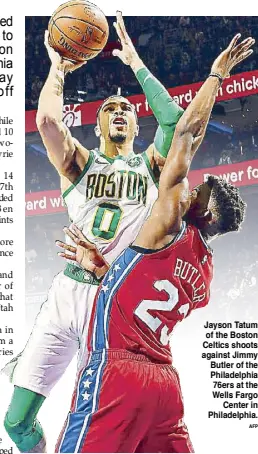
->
<box><xmin>63</xmin><ymin>150</ymin><xmax>158</xmax><ymax>264</ymax></box>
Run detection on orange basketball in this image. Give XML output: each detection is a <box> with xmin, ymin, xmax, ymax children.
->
<box><xmin>48</xmin><ymin>1</ymin><xmax>109</xmax><ymax>62</ymax></box>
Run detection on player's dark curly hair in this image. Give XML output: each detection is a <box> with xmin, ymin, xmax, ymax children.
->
<box><xmin>204</xmin><ymin>175</ymin><xmax>247</xmax><ymax>237</ymax></box>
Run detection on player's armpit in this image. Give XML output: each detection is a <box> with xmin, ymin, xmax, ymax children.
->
<box><xmin>144</xmin><ymin>145</ymin><xmax>166</xmax><ymax>179</ymax></box>
<box><xmin>72</xmin><ymin>138</ymin><xmax>90</xmax><ymax>173</ymax></box>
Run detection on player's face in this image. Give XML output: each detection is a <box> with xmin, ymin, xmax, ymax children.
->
<box><xmin>98</xmin><ymin>98</ymin><xmax>138</xmax><ymax>144</ymax></box>
<box><xmin>177</xmin><ymin>182</ymin><xmax>220</xmax><ymax>244</ymax></box>
<box><xmin>185</xmin><ymin>183</ymin><xmax>213</xmax><ymax>225</ymax></box>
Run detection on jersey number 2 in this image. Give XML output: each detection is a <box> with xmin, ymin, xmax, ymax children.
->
<box><xmin>134</xmin><ymin>280</ymin><xmax>189</xmax><ymax>345</ymax></box>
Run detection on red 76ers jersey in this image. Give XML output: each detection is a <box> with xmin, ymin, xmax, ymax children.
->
<box><xmin>87</xmin><ymin>222</ymin><xmax>213</xmax><ymax>363</ymax></box>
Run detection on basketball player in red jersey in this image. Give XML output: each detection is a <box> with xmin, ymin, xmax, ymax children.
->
<box><xmin>55</xmin><ymin>34</ymin><xmax>254</xmax><ymax>453</ymax></box>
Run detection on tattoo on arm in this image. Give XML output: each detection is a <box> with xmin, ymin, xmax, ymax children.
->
<box><xmin>53</xmin><ymin>73</ymin><xmax>64</xmax><ymax>96</ymax></box>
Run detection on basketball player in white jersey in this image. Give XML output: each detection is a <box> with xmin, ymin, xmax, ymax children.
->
<box><xmin>3</xmin><ymin>13</ymin><xmax>183</xmax><ymax>453</ymax></box>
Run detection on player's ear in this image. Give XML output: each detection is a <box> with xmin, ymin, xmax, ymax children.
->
<box><xmin>94</xmin><ymin>125</ymin><xmax>101</xmax><ymax>137</ymax></box>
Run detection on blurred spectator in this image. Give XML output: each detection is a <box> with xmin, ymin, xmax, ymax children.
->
<box><xmin>25</xmin><ymin>246</ymin><xmax>37</xmax><ymax>265</ymax></box>
<box><xmin>138</xmin><ymin>30</ymin><xmax>154</xmax><ymax>47</ymax></box>
<box><xmin>202</xmin><ymin>151</ymin><xmax>216</xmax><ymax>167</ymax></box>
<box><xmin>218</xmin><ymin>150</ymin><xmax>232</xmax><ymax>165</ymax></box>
<box><xmin>30</xmin><ymin>172</ymin><xmax>41</xmax><ymax>191</ymax></box>
<box><xmin>45</xmin><ymin>172</ymin><xmax>57</xmax><ymax>190</ymax></box>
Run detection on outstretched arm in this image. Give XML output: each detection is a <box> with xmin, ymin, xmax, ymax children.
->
<box><xmin>113</xmin><ymin>12</ymin><xmax>183</xmax><ymax>165</ymax></box>
<box><xmin>36</xmin><ymin>32</ymin><xmax>88</xmax><ymax>180</ymax></box>
<box><xmin>134</xmin><ymin>34</ymin><xmax>255</xmax><ymax>250</ymax></box>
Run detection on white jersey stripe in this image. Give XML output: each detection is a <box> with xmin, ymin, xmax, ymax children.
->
<box><xmin>103</xmin><ymin>253</ymin><xmax>142</xmax><ymax>348</ymax></box>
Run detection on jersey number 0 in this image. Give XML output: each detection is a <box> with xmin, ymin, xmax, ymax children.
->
<box><xmin>92</xmin><ymin>202</ymin><xmax>122</xmax><ymax>240</ymax></box>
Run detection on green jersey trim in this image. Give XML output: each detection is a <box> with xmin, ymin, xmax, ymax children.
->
<box><xmin>142</xmin><ymin>151</ymin><xmax>159</xmax><ymax>188</ymax></box>
<box><xmin>64</xmin><ymin>262</ymin><xmax>102</xmax><ymax>285</ymax></box>
<box><xmin>98</xmin><ymin>152</ymin><xmax>132</xmax><ymax>163</ymax></box>
<box><xmin>62</xmin><ymin>151</ymin><xmax>94</xmax><ymax>199</ymax></box>
<box><xmin>98</xmin><ymin>152</ymin><xmax>114</xmax><ymax>163</ymax></box>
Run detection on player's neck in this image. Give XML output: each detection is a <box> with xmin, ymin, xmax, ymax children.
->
<box><xmin>100</xmin><ymin>139</ymin><xmax>134</xmax><ymax>158</ymax></box>
<box><xmin>114</xmin><ymin>142</ymin><xmax>134</xmax><ymax>157</ymax></box>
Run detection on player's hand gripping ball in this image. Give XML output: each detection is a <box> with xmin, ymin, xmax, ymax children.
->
<box><xmin>48</xmin><ymin>1</ymin><xmax>109</xmax><ymax>62</ymax></box>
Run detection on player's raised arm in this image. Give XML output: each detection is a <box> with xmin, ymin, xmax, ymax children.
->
<box><xmin>113</xmin><ymin>12</ymin><xmax>183</xmax><ymax>166</ymax></box>
<box><xmin>134</xmin><ymin>34</ymin><xmax>255</xmax><ymax>249</ymax></box>
<box><xmin>36</xmin><ymin>31</ymin><xmax>88</xmax><ymax>178</ymax></box>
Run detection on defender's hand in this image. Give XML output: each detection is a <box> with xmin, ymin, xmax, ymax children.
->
<box><xmin>112</xmin><ymin>11</ymin><xmax>141</xmax><ymax>68</ymax></box>
<box><xmin>56</xmin><ymin>225</ymin><xmax>109</xmax><ymax>279</ymax></box>
<box><xmin>45</xmin><ymin>31</ymin><xmax>86</xmax><ymax>74</ymax></box>
<box><xmin>211</xmin><ymin>34</ymin><xmax>255</xmax><ymax>80</ymax></box>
